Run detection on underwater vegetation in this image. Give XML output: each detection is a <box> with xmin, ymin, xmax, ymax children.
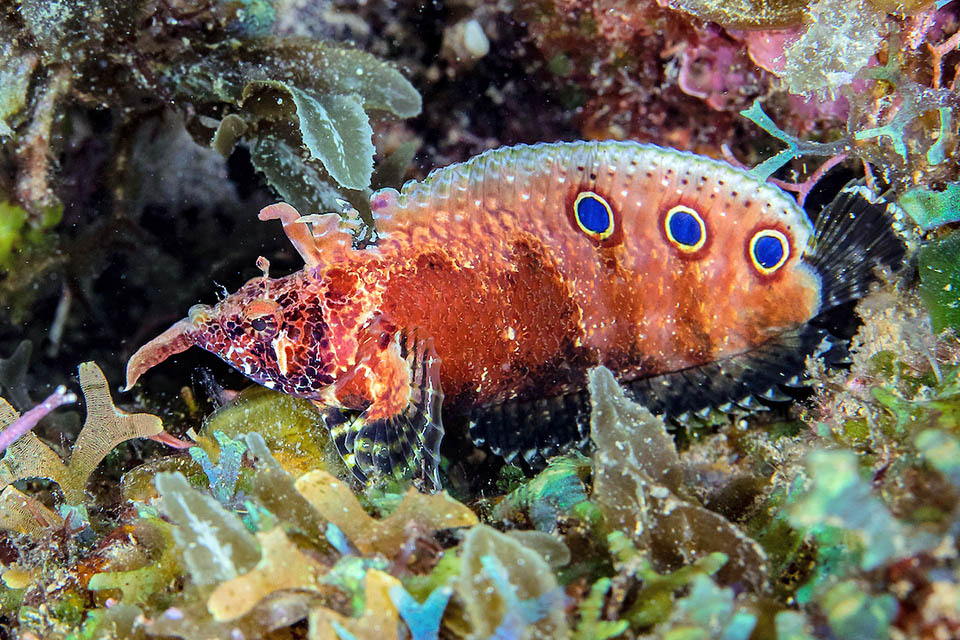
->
<box><xmin>0</xmin><ymin>0</ymin><xmax>958</xmax><ymax>639</ymax></box>
<box><xmin>3</xmin><ymin>345</ymin><xmax>960</xmax><ymax>638</ymax></box>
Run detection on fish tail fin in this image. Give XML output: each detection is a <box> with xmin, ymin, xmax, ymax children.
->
<box><xmin>804</xmin><ymin>181</ymin><xmax>909</xmax><ymax>311</ymax></box>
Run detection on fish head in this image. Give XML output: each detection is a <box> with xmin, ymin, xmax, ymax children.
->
<box><xmin>126</xmin><ymin>272</ymin><xmax>336</xmax><ymax>398</ymax></box>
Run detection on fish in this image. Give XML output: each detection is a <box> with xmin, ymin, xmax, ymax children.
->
<box><xmin>124</xmin><ymin>140</ymin><xmax>906</xmax><ymax>489</ymax></box>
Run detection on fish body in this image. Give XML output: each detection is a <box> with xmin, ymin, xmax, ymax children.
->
<box><xmin>126</xmin><ymin>141</ymin><xmax>905</xmax><ymax>488</ymax></box>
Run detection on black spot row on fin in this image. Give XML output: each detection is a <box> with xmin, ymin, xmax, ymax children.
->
<box><xmin>469</xmin><ymin>391</ymin><xmax>591</xmax><ymax>470</ymax></box>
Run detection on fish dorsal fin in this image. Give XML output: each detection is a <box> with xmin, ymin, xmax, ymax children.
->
<box><xmin>368</xmin><ymin>141</ymin><xmax>812</xmax><ymax>243</ymax></box>
<box><xmin>258</xmin><ymin>202</ymin><xmax>355</xmax><ymax>268</ymax></box>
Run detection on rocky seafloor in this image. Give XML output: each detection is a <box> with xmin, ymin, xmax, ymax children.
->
<box><xmin>0</xmin><ymin>0</ymin><xmax>959</xmax><ymax>638</ymax></box>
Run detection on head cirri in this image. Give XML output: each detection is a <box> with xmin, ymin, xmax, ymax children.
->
<box><xmin>125</xmin><ymin>271</ymin><xmax>336</xmax><ymax>398</ymax></box>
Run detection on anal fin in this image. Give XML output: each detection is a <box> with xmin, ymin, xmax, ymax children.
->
<box><xmin>469</xmin><ymin>323</ymin><xmax>843</xmax><ymax>466</ymax></box>
<box><xmin>469</xmin><ymin>391</ymin><xmax>590</xmax><ymax>469</ymax></box>
<box><xmin>625</xmin><ymin>322</ymin><xmax>842</xmax><ymax>418</ymax></box>
<box><xmin>323</xmin><ymin>330</ymin><xmax>444</xmax><ymax>491</ymax></box>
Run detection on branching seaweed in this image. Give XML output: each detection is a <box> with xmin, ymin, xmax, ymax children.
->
<box><xmin>0</xmin><ymin>362</ymin><xmax>161</xmax><ymax>513</ymax></box>
<box><xmin>294</xmin><ymin>469</ymin><xmax>478</xmax><ymax>557</ymax></box>
<box><xmin>456</xmin><ymin>524</ymin><xmax>569</xmax><ymax>639</ymax></box>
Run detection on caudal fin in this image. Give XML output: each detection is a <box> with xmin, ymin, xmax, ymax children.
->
<box><xmin>804</xmin><ymin>181</ymin><xmax>909</xmax><ymax>311</ymax></box>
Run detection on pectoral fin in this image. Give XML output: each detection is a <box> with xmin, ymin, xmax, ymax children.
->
<box><xmin>322</xmin><ymin>329</ymin><xmax>444</xmax><ymax>491</ymax></box>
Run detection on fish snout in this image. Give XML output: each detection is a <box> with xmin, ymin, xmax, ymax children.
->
<box><xmin>124</xmin><ymin>317</ymin><xmax>202</xmax><ymax>391</ymax></box>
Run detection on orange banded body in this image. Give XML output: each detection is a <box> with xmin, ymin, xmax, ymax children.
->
<box><xmin>364</xmin><ymin>143</ymin><xmax>820</xmax><ymax>408</ymax></box>
<box><xmin>126</xmin><ymin>141</ymin><xmax>905</xmax><ymax>487</ymax></box>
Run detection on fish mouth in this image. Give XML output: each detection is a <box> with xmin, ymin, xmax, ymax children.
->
<box><xmin>124</xmin><ymin>307</ymin><xmax>211</xmax><ymax>391</ymax></box>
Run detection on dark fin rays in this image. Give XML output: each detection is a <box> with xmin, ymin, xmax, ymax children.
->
<box><xmin>324</xmin><ymin>330</ymin><xmax>444</xmax><ymax>491</ymax></box>
<box><xmin>469</xmin><ymin>324</ymin><xmax>840</xmax><ymax>466</ymax></box>
<box><xmin>804</xmin><ymin>181</ymin><xmax>908</xmax><ymax>311</ymax></box>
<box><xmin>626</xmin><ymin>323</ymin><xmax>844</xmax><ymax>418</ymax></box>
<box><xmin>470</xmin><ymin>392</ymin><xmax>590</xmax><ymax>470</ymax></box>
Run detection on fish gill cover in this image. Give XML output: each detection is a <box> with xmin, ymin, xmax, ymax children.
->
<box><xmin>0</xmin><ymin>0</ymin><xmax>959</xmax><ymax>639</ymax></box>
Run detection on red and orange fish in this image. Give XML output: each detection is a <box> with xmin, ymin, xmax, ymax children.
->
<box><xmin>125</xmin><ymin>141</ymin><xmax>905</xmax><ymax>489</ymax></box>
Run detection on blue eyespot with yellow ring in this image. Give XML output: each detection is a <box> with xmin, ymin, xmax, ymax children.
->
<box><xmin>749</xmin><ymin>229</ymin><xmax>790</xmax><ymax>274</ymax></box>
<box><xmin>664</xmin><ymin>205</ymin><xmax>706</xmax><ymax>252</ymax></box>
<box><xmin>574</xmin><ymin>192</ymin><xmax>614</xmax><ymax>240</ymax></box>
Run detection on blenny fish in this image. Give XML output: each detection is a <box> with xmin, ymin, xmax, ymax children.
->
<box><xmin>125</xmin><ymin>141</ymin><xmax>906</xmax><ymax>488</ymax></box>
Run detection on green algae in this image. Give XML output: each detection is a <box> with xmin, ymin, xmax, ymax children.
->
<box><xmin>919</xmin><ymin>230</ymin><xmax>960</xmax><ymax>333</ymax></box>
<box><xmin>820</xmin><ymin>580</ymin><xmax>897</xmax><ymax>640</ymax></box>
<box><xmin>900</xmin><ymin>183</ymin><xmax>960</xmax><ymax>231</ymax></box>
<box><xmin>87</xmin><ymin>518</ymin><xmax>180</xmax><ymax>606</ymax></box>
<box><xmin>787</xmin><ymin>450</ymin><xmax>938</xmax><ymax>573</ymax></box>
<box><xmin>189</xmin><ymin>431</ymin><xmax>245</xmax><ymax>505</ymax></box>
<box><xmin>155</xmin><ymin>471</ymin><xmax>259</xmax><ymax>586</ymax></box>
<box><xmin>916</xmin><ymin>429</ymin><xmax>960</xmax><ymax>486</ymax></box>
<box><xmin>254</xmin><ymin>83</ymin><xmax>374</xmax><ymax>191</ymax></box>
<box><xmin>668</xmin><ymin>0</ymin><xmax>808</xmax><ymax>28</ymax></box>
<box><xmin>0</xmin><ymin>200</ymin><xmax>61</xmax><ymax>273</ymax></box>
<box><xmin>657</xmin><ymin>574</ymin><xmax>757</xmax><ymax>640</ymax></box>
<box><xmin>456</xmin><ymin>524</ymin><xmax>569</xmax><ymax>639</ymax></box>
<box><xmin>201</xmin><ymin>385</ymin><xmax>342</xmax><ymax>478</ymax></box>
<box><xmin>0</xmin><ymin>43</ymin><xmax>37</xmax><ymax>139</ymax></box>
<box><xmin>611</xmin><ymin>531</ymin><xmax>729</xmax><ymax>630</ymax></box>
<box><xmin>572</xmin><ymin>577</ymin><xmax>628</xmax><ymax>640</ymax></box>
<box><xmin>491</xmin><ymin>453</ymin><xmax>596</xmax><ymax>532</ymax></box>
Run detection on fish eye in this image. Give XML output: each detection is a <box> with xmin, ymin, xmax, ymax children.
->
<box><xmin>574</xmin><ymin>191</ymin><xmax>614</xmax><ymax>240</ymax></box>
<box><xmin>242</xmin><ymin>299</ymin><xmax>281</xmax><ymax>338</ymax></box>
<box><xmin>664</xmin><ymin>205</ymin><xmax>706</xmax><ymax>252</ymax></box>
<box><xmin>749</xmin><ymin>229</ymin><xmax>790</xmax><ymax>274</ymax></box>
